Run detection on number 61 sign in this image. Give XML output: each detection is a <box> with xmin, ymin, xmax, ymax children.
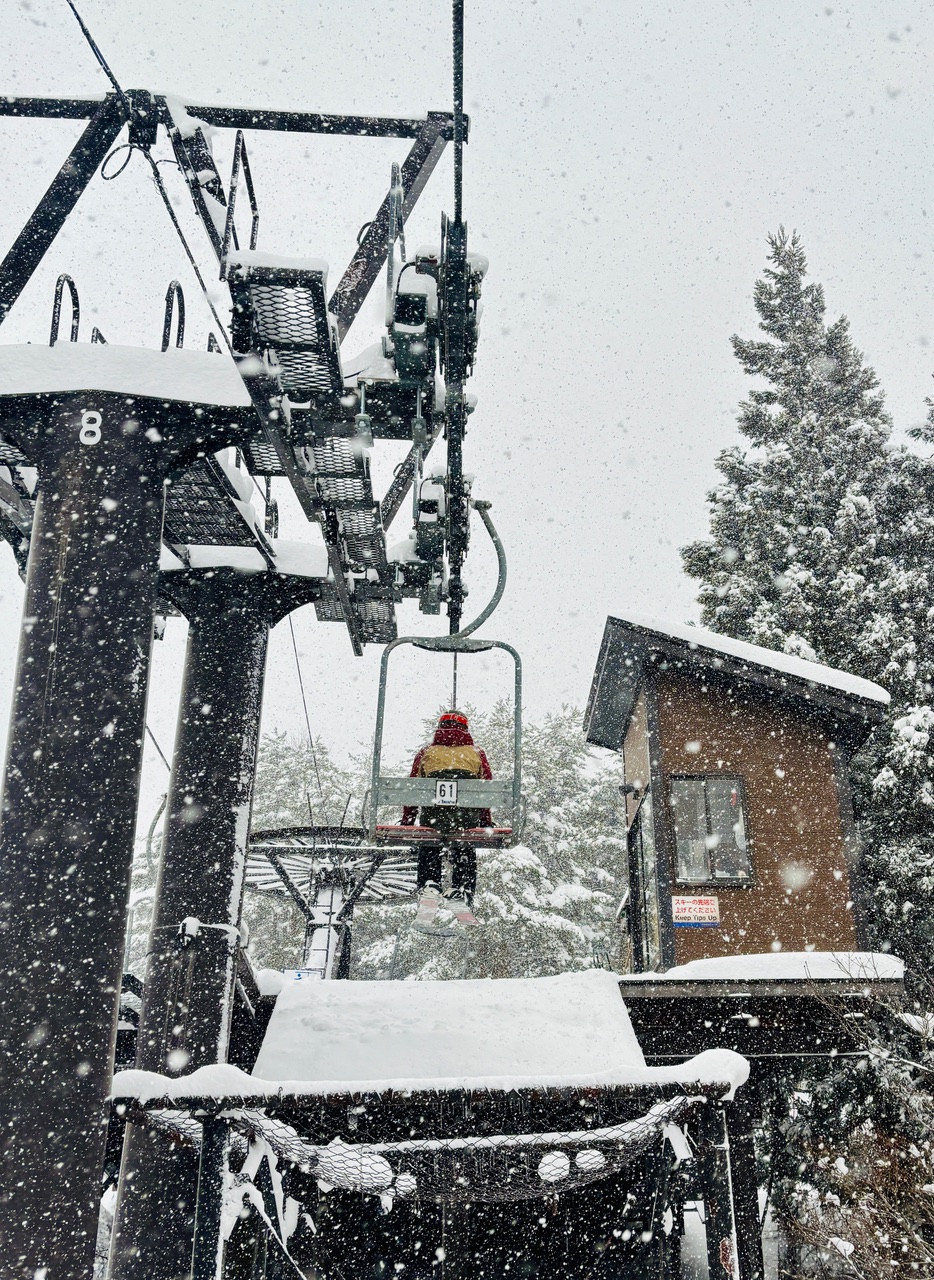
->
<box><xmin>434</xmin><ymin>780</ymin><xmax>458</xmax><ymax>805</ymax></box>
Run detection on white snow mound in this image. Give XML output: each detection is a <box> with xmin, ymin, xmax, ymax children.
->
<box><xmin>112</xmin><ymin>970</ymin><xmax>749</xmax><ymax>1102</ymax></box>
<box><xmin>0</xmin><ymin>344</ymin><xmax>251</xmax><ymax>406</ymax></box>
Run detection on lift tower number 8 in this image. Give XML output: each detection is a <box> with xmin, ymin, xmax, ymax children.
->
<box><xmin>79</xmin><ymin>409</ymin><xmax>102</xmax><ymax>445</ymax></box>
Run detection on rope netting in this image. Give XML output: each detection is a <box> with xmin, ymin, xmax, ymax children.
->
<box><xmin>138</xmin><ymin>1094</ymin><xmax>700</xmax><ymax>1204</ymax></box>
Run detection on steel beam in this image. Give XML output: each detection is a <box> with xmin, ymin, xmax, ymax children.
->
<box><xmin>380</xmin><ymin>422</ymin><xmax>443</xmax><ymax>531</ymax></box>
<box><xmin>191</xmin><ymin>1117</ymin><xmax>229</xmax><ymax>1280</ymax></box>
<box><xmin>0</xmin><ymin>96</ymin><xmax>106</xmax><ymax>120</ymax></box>
<box><xmin>699</xmin><ymin>1105</ymin><xmax>741</xmax><ymax>1280</ymax></box>
<box><xmin>108</xmin><ymin>566</ymin><xmax>321</xmax><ymax>1280</ymax></box>
<box><xmin>0</xmin><ymin>384</ymin><xmax>257</xmax><ymax>1278</ymax></box>
<box><xmin>0</xmin><ymin>95</ymin><xmax>125</xmax><ymax>325</ymax></box>
<box><xmin>0</xmin><ymin>96</ymin><xmax>455</xmax><ymax>139</ymax></box>
<box><xmin>187</xmin><ymin>106</ymin><xmax>454</xmax><ymax>137</ymax></box>
<box><xmin>330</xmin><ymin>115</ymin><xmax>452</xmax><ymax>341</ymax></box>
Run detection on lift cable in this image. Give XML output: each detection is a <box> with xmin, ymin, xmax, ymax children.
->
<box><xmin>143</xmin><ymin>156</ymin><xmax>235</xmax><ymax>355</ymax></box>
<box><xmin>452</xmin><ymin>0</ymin><xmax>465</xmax><ymax>224</ymax></box>
<box><xmin>63</xmin><ymin>0</ymin><xmax>132</xmax><ymax>117</ymax></box>
<box><xmin>64</xmin><ymin>0</ymin><xmax>235</xmax><ymax>355</ymax></box>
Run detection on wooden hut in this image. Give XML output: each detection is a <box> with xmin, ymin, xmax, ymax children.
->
<box><xmin>584</xmin><ymin>613</ymin><xmax>889</xmax><ymax>972</ymax></box>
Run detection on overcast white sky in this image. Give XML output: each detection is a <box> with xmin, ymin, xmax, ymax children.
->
<box><xmin>0</xmin><ymin>0</ymin><xmax>931</xmax><ymax>829</ymax></box>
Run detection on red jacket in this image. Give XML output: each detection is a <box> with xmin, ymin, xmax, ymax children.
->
<box><xmin>401</xmin><ymin>725</ymin><xmax>493</xmax><ymax>826</ymax></box>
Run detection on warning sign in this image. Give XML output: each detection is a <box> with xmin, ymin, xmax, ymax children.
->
<box><xmin>672</xmin><ymin>895</ymin><xmax>720</xmax><ymax>927</ymax></box>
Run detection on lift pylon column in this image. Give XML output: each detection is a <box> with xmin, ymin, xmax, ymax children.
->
<box><xmin>0</xmin><ymin>347</ymin><xmax>255</xmax><ymax>1280</ymax></box>
<box><xmin>108</xmin><ymin>563</ymin><xmax>323</xmax><ymax>1280</ymax></box>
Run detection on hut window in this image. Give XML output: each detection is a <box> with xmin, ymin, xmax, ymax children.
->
<box><xmin>670</xmin><ymin>776</ymin><xmax>751</xmax><ymax>883</ymax></box>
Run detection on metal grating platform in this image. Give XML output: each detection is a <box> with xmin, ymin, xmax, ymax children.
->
<box><xmin>226</xmin><ymin>256</ymin><xmax>344</xmax><ymax>410</ymax></box>
<box><xmin>163</xmin><ymin>455</ymin><xmax>271</xmax><ymax>552</ymax></box>
<box><xmin>301</xmin><ymin>430</ymin><xmax>395</xmax><ymax>642</ymax></box>
<box><xmin>0</xmin><ymin>435</ymin><xmax>29</xmax><ymax>466</ymax></box>
<box><xmin>224</xmin><ymin>252</ymin><xmax>397</xmax><ymax>645</ymax></box>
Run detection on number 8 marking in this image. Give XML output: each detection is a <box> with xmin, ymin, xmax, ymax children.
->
<box><xmin>79</xmin><ymin>410</ymin><xmax>102</xmax><ymax>445</ymax></box>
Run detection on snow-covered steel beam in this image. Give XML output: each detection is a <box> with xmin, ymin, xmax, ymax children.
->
<box><xmin>0</xmin><ymin>96</ymin><xmax>459</xmax><ymax>141</ymax></box>
<box><xmin>110</xmin><ymin>563</ymin><xmax>322</xmax><ymax>1280</ymax></box>
<box><xmin>329</xmin><ymin>115</ymin><xmax>452</xmax><ymax>342</ymax></box>
<box><xmin>0</xmin><ymin>95</ymin><xmax>106</xmax><ymax>119</ymax></box>
<box><xmin>0</xmin><ymin>95</ymin><xmax>125</xmax><ymax>325</ymax></box>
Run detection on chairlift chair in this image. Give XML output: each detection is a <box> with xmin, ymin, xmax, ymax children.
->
<box><xmin>369</xmin><ymin>634</ymin><xmax>522</xmax><ymax>848</ymax></box>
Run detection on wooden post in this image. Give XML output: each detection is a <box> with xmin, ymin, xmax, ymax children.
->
<box><xmin>191</xmin><ymin>1116</ymin><xmax>229</xmax><ymax>1280</ymax></box>
<box><xmin>725</xmin><ymin>1097</ymin><xmax>765</xmax><ymax>1280</ymax></box>
<box><xmin>699</xmin><ymin>1104</ymin><xmax>739</xmax><ymax>1280</ymax></box>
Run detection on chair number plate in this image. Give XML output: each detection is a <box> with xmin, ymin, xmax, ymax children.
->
<box><xmin>435</xmin><ymin>780</ymin><xmax>458</xmax><ymax>805</ymax></box>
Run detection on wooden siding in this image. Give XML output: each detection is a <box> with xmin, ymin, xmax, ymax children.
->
<box><xmin>652</xmin><ymin>667</ymin><xmax>858</xmax><ymax>963</ymax></box>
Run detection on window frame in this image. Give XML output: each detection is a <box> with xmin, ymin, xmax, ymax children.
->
<box><xmin>626</xmin><ymin>789</ymin><xmax>662</xmax><ymax>972</ymax></box>
<box><xmin>667</xmin><ymin>773</ymin><xmax>755</xmax><ymax>888</ymax></box>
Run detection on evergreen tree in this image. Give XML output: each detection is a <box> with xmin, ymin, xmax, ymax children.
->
<box><xmin>682</xmin><ymin>229</ymin><xmax>934</xmax><ymax>1275</ymax></box>
<box><xmin>681</xmin><ymin>227</ymin><xmax>934</xmax><ymax>967</ymax></box>
<box><xmin>251</xmin><ymin>729</ymin><xmax>356</xmax><ymax>831</ymax></box>
<box><xmin>682</xmin><ymin>228</ymin><xmax>892</xmax><ymax>667</ymax></box>
<box><xmin>860</xmin><ymin>410</ymin><xmax>934</xmax><ymax>963</ymax></box>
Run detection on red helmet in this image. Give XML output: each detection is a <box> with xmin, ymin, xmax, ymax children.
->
<box><xmin>438</xmin><ymin>711</ymin><xmax>469</xmax><ymax>730</ymax></box>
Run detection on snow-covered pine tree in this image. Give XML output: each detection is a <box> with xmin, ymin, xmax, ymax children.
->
<box><xmin>682</xmin><ymin>227</ymin><xmax>893</xmax><ymax>669</ymax></box>
<box><xmin>682</xmin><ymin>227</ymin><xmax>934</xmax><ymax>969</ymax></box>
<box><xmin>681</xmin><ymin>229</ymin><xmax>934</xmax><ymax>1276</ymax></box>
<box><xmin>860</xmin><ymin>407</ymin><xmax>934</xmax><ymax>965</ymax></box>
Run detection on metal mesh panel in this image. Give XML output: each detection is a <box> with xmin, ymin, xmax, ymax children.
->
<box><xmin>317</xmin><ymin>475</ymin><xmax>369</xmax><ymax>507</ymax></box>
<box><xmin>0</xmin><ymin>436</ymin><xmax>29</xmax><ymax>466</ymax></box>
<box><xmin>246</xmin><ymin>277</ymin><xmax>342</xmax><ymax>402</ymax></box>
<box><xmin>249</xmin><ymin>283</ymin><xmax>329</xmax><ymax>346</ymax></box>
<box><xmin>308</xmin><ymin>437</ymin><xmax>360</xmax><ymax>477</ymax></box>
<box><xmin>314</xmin><ymin>596</ymin><xmax>346</xmax><ymax>623</ymax></box>
<box><xmin>360</xmin><ymin>598</ymin><xmax>396</xmax><ymax>643</ymax></box>
<box><xmin>243</xmin><ymin>435</ymin><xmax>287</xmax><ymax>476</ymax></box>
<box><xmin>274</xmin><ymin>349</ymin><xmax>338</xmax><ymax>398</ymax></box>
<box><xmin>340</xmin><ymin>508</ymin><xmax>386</xmax><ymax>567</ymax></box>
<box><xmin>164</xmin><ymin>458</ymin><xmax>259</xmax><ymax>547</ymax></box>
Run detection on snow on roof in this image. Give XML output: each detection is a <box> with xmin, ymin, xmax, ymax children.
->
<box><xmin>112</xmin><ymin>970</ymin><xmax>749</xmax><ymax>1101</ymax></box>
<box><xmin>610</xmin><ymin>611</ymin><xmax>889</xmax><ymax>707</ymax></box>
<box><xmin>625</xmin><ymin>951</ymin><xmax>904</xmax><ymax>983</ymax></box>
<box><xmin>0</xmin><ymin>344</ymin><xmax>251</xmax><ymax>407</ymax></box>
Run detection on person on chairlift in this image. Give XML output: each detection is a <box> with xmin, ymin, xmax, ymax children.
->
<box><xmin>401</xmin><ymin>710</ymin><xmax>493</xmax><ymax>905</ymax></box>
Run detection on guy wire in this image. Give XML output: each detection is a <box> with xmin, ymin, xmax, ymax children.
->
<box><xmin>64</xmin><ymin>0</ymin><xmax>235</xmax><ymax>354</ymax></box>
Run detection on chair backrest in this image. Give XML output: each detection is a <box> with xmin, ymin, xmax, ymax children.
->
<box><xmin>375</xmin><ymin>777</ymin><xmax>514</xmax><ymax>810</ymax></box>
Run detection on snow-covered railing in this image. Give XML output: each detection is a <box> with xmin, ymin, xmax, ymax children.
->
<box><xmin>119</xmin><ymin>1092</ymin><xmax>705</xmax><ymax>1204</ymax></box>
